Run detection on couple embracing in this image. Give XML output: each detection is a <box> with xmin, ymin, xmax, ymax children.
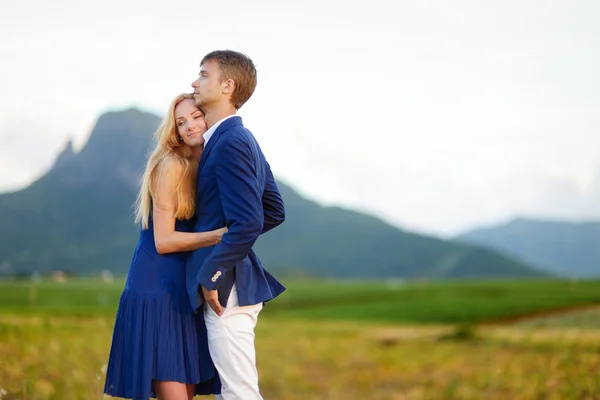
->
<box><xmin>104</xmin><ymin>50</ymin><xmax>285</xmax><ymax>400</ymax></box>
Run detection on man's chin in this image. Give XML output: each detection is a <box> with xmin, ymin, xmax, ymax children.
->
<box><xmin>194</xmin><ymin>98</ymin><xmax>205</xmax><ymax>110</ymax></box>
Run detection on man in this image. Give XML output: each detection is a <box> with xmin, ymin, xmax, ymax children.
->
<box><xmin>186</xmin><ymin>50</ymin><xmax>286</xmax><ymax>400</ymax></box>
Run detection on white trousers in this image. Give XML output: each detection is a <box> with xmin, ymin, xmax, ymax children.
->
<box><xmin>205</xmin><ymin>284</ymin><xmax>263</xmax><ymax>400</ymax></box>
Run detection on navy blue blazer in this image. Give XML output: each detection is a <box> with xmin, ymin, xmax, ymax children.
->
<box><xmin>186</xmin><ymin>116</ymin><xmax>286</xmax><ymax>310</ymax></box>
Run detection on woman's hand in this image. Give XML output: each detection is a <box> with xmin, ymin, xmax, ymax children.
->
<box><xmin>213</xmin><ymin>227</ymin><xmax>228</xmax><ymax>245</ymax></box>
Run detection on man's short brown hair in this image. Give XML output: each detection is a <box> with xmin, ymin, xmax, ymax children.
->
<box><xmin>201</xmin><ymin>50</ymin><xmax>257</xmax><ymax>110</ymax></box>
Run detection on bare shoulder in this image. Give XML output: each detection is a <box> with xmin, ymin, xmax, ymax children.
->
<box><xmin>152</xmin><ymin>155</ymin><xmax>184</xmax><ymax>206</ymax></box>
<box><xmin>157</xmin><ymin>155</ymin><xmax>184</xmax><ymax>177</ymax></box>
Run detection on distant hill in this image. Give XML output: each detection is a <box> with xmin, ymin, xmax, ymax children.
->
<box><xmin>0</xmin><ymin>108</ymin><xmax>545</xmax><ymax>279</ymax></box>
<box><xmin>457</xmin><ymin>218</ymin><xmax>600</xmax><ymax>277</ymax></box>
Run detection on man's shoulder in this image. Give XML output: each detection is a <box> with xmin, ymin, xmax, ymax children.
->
<box><xmin>227</xmin><ymin>120</ymin><xmax>252</xmax><ymax>135</ymax></box>
<box><xmin>211</xmin><ymin>131</ymin><xmax>248</xmax><ymax>160</ymax></box>
<box><xmin>220</xmin><ymin>125</ymin><xmax>256</xmax><ymax>145</ymax></box>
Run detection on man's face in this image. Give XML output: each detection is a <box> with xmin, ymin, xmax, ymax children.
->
<box><xmin>191</xmin><ymin>60</ymin><xmax>224</xmax><ymax>109</ymax></box>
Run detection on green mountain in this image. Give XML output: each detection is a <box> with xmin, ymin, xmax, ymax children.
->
<box><xmin>0</xmin><ymin>108</ymin><xmax>545</xmax><ymax>279</ymax></box>
<box><xmin>457</xmin><ymin>218</ymin><xmax>600</xmax><ymax>278</ymax></box>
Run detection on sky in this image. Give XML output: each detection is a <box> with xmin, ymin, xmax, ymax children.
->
<box><xmin>1</xmin><ymin>0</ymin><xmax>599</xmax><ymax>236</ymax></box>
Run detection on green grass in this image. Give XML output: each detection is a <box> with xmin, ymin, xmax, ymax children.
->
<box><xmin>268</xmin><ymin>279</ymin><xmax>600</xmax><ymax>323</ymax></box>
<box><xmin>0</xmin><ymin>278</ymin><xmax>124</xmax><ymax>316</ymax></box>
<box><xmin>2</xmin><ymin>278</ymin><xmax>600</xmax><ymax>399</ymax></box>
<box><xmin>2</xmin><ymin>278</ymin><xmax>600</xmax><ymax>324</ymax></box>
<box><xmin>1</xmin><ymin>316</ymin><xmax>600</xmax><ymax>400</ymax></box>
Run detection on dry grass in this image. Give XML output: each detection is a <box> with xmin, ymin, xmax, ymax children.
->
<box><xmin>1</xmin><ymin>315</ymin><xmax>599</xmax><ymax>400</ymax></box>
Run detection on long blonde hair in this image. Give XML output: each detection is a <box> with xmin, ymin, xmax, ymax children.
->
<box><xmin>135</xmin><ymin>93</ymin><xmax>199</xmax><ymax>229</ymax></box>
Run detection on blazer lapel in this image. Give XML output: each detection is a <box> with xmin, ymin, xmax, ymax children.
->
<box><xmin>198</xmin><ymin>116</ymin><xmax>243</xmax><ymax>173</ymax></box>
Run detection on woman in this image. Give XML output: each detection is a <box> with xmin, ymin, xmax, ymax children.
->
<box><xmin>104</xmin><ymin>94</ymin><xmax>222</xmax><ymax>400</ymax></box>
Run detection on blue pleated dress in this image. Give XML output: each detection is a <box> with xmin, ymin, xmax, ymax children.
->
<box><xmin>104</xmin><ymin>218</ymin><xmax>220</xmax><ymax>399</ymax></box>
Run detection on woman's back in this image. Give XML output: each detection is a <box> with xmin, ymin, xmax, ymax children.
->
<box><xmin>124</xmin><ymin>218</ymin><xmax>195</xmax><ymax>294</ymax></box>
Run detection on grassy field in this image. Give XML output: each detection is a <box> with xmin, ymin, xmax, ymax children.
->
<box><xmin>516</xmin><ymin>306</ymin><xmax>600</xmax><ymax>329</ymax></box>
<box><xmin>3</xmin><ymin>278</ymin><xmax>600</xmax><ymax>323</ymax></box>
<box><xmin>1</xmin><ymin>278</ymin><xmax>600</xmax><ymax>399</ymax></box>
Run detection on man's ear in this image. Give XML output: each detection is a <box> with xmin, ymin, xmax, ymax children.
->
<box><xmin>222</xmin><ymin>78</ymin><xmax>235</xmax><ymax>94</ymax></box>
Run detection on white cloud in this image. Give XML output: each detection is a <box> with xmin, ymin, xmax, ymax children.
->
<box><xmin>1</xmin><ymin>0</ymin><xmax>600</xmax><ymax>235</ymax></box>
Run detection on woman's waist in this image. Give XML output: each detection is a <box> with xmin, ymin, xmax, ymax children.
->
<box><xmin>131</xmin><ymin>242</ymin><xmax>189</xmax><ymax>267</ymax></box>
<box><xmin>125</xmin><ymin>249</ymin><xmax>188</xmax><ymax>292</ymax></box>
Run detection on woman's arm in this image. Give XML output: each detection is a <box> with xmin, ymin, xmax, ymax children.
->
<box><xmin>152</xmin><ymin>158</ymin><xmax>226</xmax><ymax>255</ymax></box>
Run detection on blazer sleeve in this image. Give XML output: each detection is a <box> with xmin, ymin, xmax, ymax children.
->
<box><xmin>261</xmin><ymin>161</ymin><xmax>285</xmax><ymax>234</ymax></box>
<box><xmin>197</xmin><ymin>135</ymin><xmax>263</xmax><ymax>290</ymax></box>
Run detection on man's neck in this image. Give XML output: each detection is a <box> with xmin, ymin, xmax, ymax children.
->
<box><xmin>203</xmin><ymin>103</ymin><xmax>237</xmax><ymax>129</ymax></box>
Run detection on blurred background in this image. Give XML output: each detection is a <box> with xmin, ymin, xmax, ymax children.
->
<box><xmin>1</xmin><ymin>1</ymin><xmax>599</xmax><ymax>399</ymax></box>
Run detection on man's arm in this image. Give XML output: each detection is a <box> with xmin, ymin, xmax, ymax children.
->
<box><xmin>261</xmin><ymin>162</ymin><xmax>285</xmax><ymax>234</ymax></box>
<box><xmin>197</xmin><ymin>135</ymin><xmax>263</xmax><ymax>292</ymax></box>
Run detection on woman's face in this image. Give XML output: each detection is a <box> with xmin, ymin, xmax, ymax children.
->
<box><xmin>174</xmin><ymin>99</ymin><xmax>208</xmax><ymax>148</ymax></box>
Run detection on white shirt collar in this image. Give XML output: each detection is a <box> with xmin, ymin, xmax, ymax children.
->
<box><xmin>203</xmin><ymin>114</ymin><xmax>237</xmax><ymax>146</ymax></box>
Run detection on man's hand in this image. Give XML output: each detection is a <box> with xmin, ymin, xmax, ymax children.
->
<box><xmin>202</xmin><ymin>286</ymin><xmax>223</xmax><ymax>317</ymax></box>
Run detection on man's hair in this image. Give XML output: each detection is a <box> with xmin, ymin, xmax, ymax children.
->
<box><xmin>201</xmin><ymin>50</ymin><xmax>257</xmax><ymax>110</ymax></box>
